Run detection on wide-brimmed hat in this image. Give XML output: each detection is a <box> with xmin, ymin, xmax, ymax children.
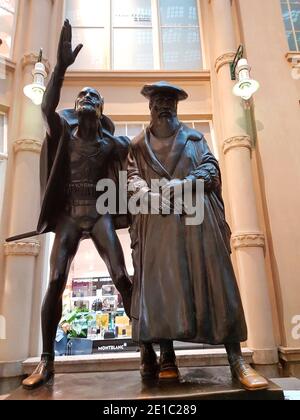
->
<box><xmin>141</xmin><ymin>81</ymin><xmax>188</xmax><ymax>101</ymax></box>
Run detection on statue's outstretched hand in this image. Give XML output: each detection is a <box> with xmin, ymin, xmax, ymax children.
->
<box><xmin>57</xmin><ymin>19</ymin><xmax>83</xmax><ymax>70</ymax></box>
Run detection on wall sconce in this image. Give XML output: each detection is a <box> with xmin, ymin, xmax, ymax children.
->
<box><xmin>230</xmin><ymin>45</ymin><xmax>260</xmax><ymax>101</ymax></box>
<box><xmin>233</xmin><ymin>58</ymin><xmax>260</xmax><ymax>101</ymax></box>
<box><xmin>23</xmin><ymin>49</ymin><xmax>47</xmax><ymax>106</ymax></box>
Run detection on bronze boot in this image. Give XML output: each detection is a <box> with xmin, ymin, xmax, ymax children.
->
<box><xmin>22</xmin><ymin>356</ymin><xmax>54</xmax><ymax>390</ymax></box>
<box><xmin>230</xmin><ymin>357</ymin><xmax>269</xmax><ymax>391</ymax></box>
<box><xmin>159</xmin><ymin>350</ymin><xmax>179</xmax><ymax>381</ymax></box>
<box><xmin>140</xmin><ymin>343</ymin><xmax>159</xmax><ymax>380</ymax></box>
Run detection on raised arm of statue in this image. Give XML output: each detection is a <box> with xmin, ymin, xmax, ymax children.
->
<box><xmin>41</xmin><ymin>19</ymin><xmax>83</xmax><ymax>138</ymax></box>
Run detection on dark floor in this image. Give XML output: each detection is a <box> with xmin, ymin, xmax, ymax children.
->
<box><xmin>0</xmin><ymin>376</ymin><xmax>23</xmax><ymax>398</ymax></box>
<box><xmin>6</xmin><ymin>367</ymin><xmax>284</xmax><ymax>401</ymax></box>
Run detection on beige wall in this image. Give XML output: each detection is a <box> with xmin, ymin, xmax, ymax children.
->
<box><xmin>237</xmin><ymin>0</ymin><xmax>300</xmax><ymax>349</ymax></box>
<box><xmin>0</xmin><ymin>71</ymin><xmax>13</xmax><ymax>108</ymax></box>
<box><xmin>58</xmin><ymin>78</ymin><xmax>212</xmax><ymax>119</ymax></box>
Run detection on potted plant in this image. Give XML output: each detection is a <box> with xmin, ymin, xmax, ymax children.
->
<box><xmin>60</xmin><ymin>307</ymin><xmax>95</xmax><ymax>355</ymax></box>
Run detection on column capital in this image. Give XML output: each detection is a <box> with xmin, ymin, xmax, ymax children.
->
<box><xmin>22</xmin><ymin>53</ymin><xmax>51</xmax><ymax>74</ymax></box>
<box><xmin>14</xmin><ymin>139</ymin><xmax>42</xmax><ymax>154</ymax></box>
<box><xmin>215</xmin><ymin>52</ymin><xmax>236</xmax><ymax>73</ymax></box>
<box><xmin>4</xmin><ymin>241</ymin><xmax>40</xmax><ymax>257</ymax></box>
<box><xmin>231</xmin><ymin>232</ymin><xmax>265</xmax><ymax>250</ymax></box>
<box><xmin>223</xmin><ymin>135</ymin><xmax>252</xmax><ymax>154</ymax></box>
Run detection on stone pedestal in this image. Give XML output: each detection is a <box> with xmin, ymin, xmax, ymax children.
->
<box><xmin>6</xmin><ymin>367</ymin><xmax>284</xmax><ymax>400</ymax></box>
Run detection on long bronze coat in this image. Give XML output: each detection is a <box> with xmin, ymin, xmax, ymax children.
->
<box><xmin>128</xmin><ymin>124</ymin><xmax>247</xmax><ymax>345</ymax></box>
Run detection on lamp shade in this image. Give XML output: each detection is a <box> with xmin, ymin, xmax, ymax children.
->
<box><xmin>233</xmin><ymin>58</ymin><xmax>260</xmax><ymax>100</ymax></box>
<box><xmin>23</xmin><ymin>61</ymin><xmax>47</xmax><ymax>106</ymax></box>
<box><xmin>23</xmin><ymin>83</ymin><xmax>46</xmax><ymax>105</ymax></box>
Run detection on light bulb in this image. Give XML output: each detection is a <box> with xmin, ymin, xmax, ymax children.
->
<box><xmin>23</xmin><ymin>84</ymin><xmax>45</xmax><ymax>105</ymax></box>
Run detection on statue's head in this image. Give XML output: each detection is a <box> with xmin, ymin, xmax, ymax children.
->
<box><xmin>75</xmin><ymin>87</ymin><xmax>104</xmax><ymax>119</ymax></box>
<box><xmin>149</xmin><ymin>92</ymin><xmax>178</xmax><ymax>124</ymax></box>
<box><xmin>141</xmin><ymin>81</ymin><xmax>188</xmax><ymax>126</ymax></box>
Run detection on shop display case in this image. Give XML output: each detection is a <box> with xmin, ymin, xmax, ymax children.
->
<box><xmin>58</xmin><ymin>276</ymin><xmax>137</xmax><ymax>355</ymax></box>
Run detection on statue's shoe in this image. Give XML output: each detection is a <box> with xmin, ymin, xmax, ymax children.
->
<box><xmin>159</xmin><ymin>367</ymin><xmax>179</xmax><ymax>380</ymax></box>
<box><xmin>158</xmin><ymin>350</ymin><xmax>180</xmax><ymax>381</ymax></box>
<box><xmin>22</xmin><ymin>359</ymin><xmax>54</xmax><ymax>390</ymax></box>
<box><xmin>140</xmin><ymin>344</ymin><xmax>159</xmax><ymax>380</ymax></box>
<box><xmin>230</xmin><ymin>357</ymin><xmax>269</xmax><ymax>391</ymax></box>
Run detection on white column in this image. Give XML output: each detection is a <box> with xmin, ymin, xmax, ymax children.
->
<box><xmin>0</xmin><ymin>0</ymin><xmax>53</xmax><ymax>370</ymax></box>
<box><xmin>210</xmin><ymin>0</ymin><xmax>277</xmax><ymax>364</ymax></box>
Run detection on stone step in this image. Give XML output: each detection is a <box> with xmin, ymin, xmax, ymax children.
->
<box><xmin>23</xmin><ymin>348</ymin><xmax>253</xmax><ymax>375</ymax></box>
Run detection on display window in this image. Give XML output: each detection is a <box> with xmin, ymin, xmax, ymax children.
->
<box><xmin>54</xmin><ymin>228</ymin><xmax>135</xmax><ymax>356</ymax></box>
<box><xmin>56</xmin><ymin>274</ymin><xmax>134</xmax><ymax>356</ymax></box>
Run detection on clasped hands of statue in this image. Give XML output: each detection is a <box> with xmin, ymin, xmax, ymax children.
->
<box><xmin>138</xmin><ymin>178</ymin><xmax>191</xmax><ymax>214</ymax></box>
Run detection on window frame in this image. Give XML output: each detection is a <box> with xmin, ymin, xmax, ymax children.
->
<box><xmin>63</xmin><ymin>0</ymin><xmax>205</xmax><ymax>71</ymax></box>
<box><xmin>281</xmin><ymin>0</ymin><xmax>300</xmax><ymax>52</ymax></box>
<box><xmin>155</xmin><ymin>0</ymin><xmax>204</xmax><ymax>70</ymax></box>
<box><xmin>0</xmin><ymin>111</ymin><xmax>8</xmax><ymax>159</ymax></box>
<box><xmin>111</xmin><ymin>3</ymin><xmax>154</xmax><ymax>70</ymax></box>
<box><xmin>63</xmin><ymin>0</ymin><xmax>111</xmax><ymax>70</ymax></box>
<box><xmin>0</xmin><ymin>0</ymin><xmax>18</xmax><ymax>59</ymax></box>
